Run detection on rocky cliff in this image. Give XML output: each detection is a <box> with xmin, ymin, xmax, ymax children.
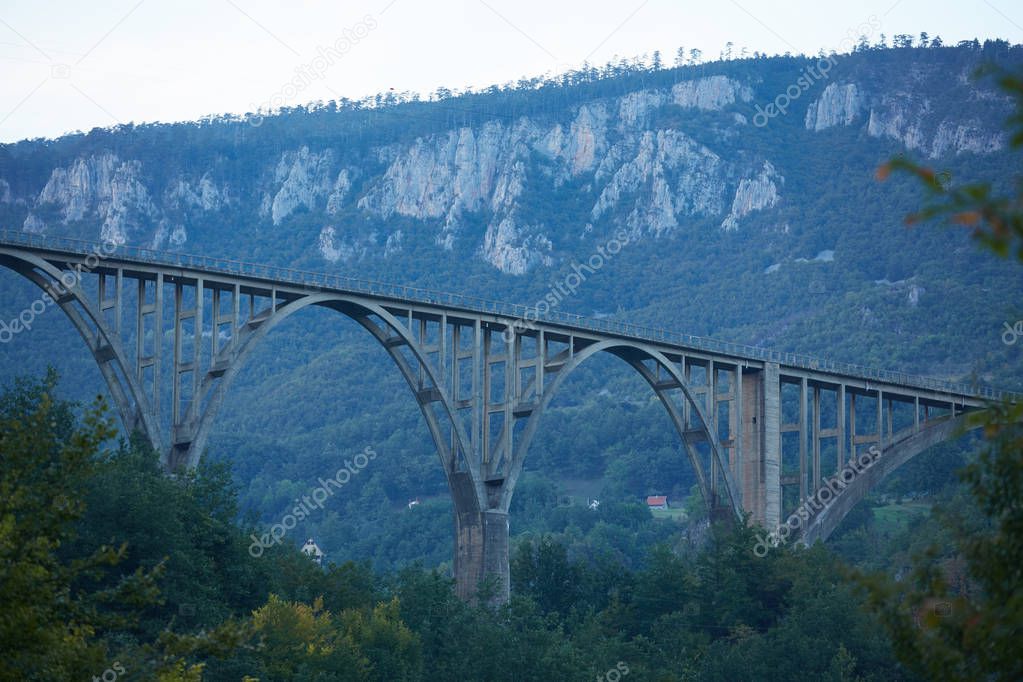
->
<box><xmin>3</xmin><ymin>46</ymin><xmax>1014</xmax><ymax>276</ymax></box>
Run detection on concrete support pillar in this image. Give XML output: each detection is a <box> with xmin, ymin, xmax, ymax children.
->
<box><xmin>837</xmin><ymin>384</ymin><xmax>846</xmax><ymax>470</ymax></box>
<box><xmin>740</xmin><ymin>369</ymin><xmax>763</xmax><ymax>523</ymax></box>
<box><xmin>763</xmin><ymin>362</ymin><xmax>782</xmax><ymax>528</ymax></box>
<box><xmin>799</xmin><ymin>377</ymin><xmax>808</xmax><ymax>502</ymax></box>
<box><xmin>451</xmin><ymin>472</ymin><xmax>509</xmax><ymax>604</ymax></box>
<box><xmin>812</xmin><ymin>385</ymin><xmax>821</xmax><ymax>495</ymax></box>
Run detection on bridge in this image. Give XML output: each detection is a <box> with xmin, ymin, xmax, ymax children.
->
<box><xmin>0</xmin><ymin>231</ymin><xmax>1013</xmax><ymax>603</ymax></box>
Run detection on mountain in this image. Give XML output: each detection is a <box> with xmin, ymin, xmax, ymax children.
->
<box><xmin>2</xmin><ymin>41</ymin><xmax>1022</xmax><ymax>569</ymax></box>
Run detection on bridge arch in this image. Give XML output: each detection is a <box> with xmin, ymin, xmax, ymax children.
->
<box><xmin>0</xmin><ymin>251</ymin><xmax>163</xmax><ymax>448</ymax></box>
<box><xmin>183</xmin><ymin>293</ymin><xmax>474</xmax><ymax>481</ymax></box>
<box><xmin>0</xmin><ymin>257</ymin><xmax>497</xmax><ymax>599</ymax></box>
<box><xmin>501</xmin><ymin>338</ymin><xmax>743</xmax><ymax>520</ymax></box>
<box><xmin>800</xmin><ymin>413</ymin><xmax>980</xmax><ymax>545</ymax></box>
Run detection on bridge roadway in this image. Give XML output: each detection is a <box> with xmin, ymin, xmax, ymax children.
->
<box><xmin>0</xmin><ymin>231</ymin><xmax>1014</xmax><ymax>603</ymax></box>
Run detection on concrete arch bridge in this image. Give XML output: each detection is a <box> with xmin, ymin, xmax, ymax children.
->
<box><xmin>0</xmin><ymin>231</ymin><xmax>1013</xmax><ymax>603</ymax></box>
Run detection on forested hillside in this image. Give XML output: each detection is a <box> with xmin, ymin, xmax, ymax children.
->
<box><xmin>2</xmin><ymin>41</ymin><xmax>1022</xmax><ymax>572</ymax></box>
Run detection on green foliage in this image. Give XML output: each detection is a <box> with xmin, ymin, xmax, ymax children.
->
<box><xmin>879</xmin><ymin>67</ymin><xmax>1023</xmax><ymax>260</ymax></box>
<box><xmin>0</xmin><ymin>372</ymin><xmax>248</xmax><ymax>681</ymax></box>
<box><xmin>853</xmin><ymin>66</ymin><xmax>1023</xmax><ymax>681</ymax></box>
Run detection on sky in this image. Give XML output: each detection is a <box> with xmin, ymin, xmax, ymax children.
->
<box><xmin>1</xmin><ymin>0</ymin><xmax>1021</xmax><ymax>143</ymax></box>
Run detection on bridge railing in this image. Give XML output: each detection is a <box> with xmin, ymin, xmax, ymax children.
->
<box><xmin>0</xmin><ymin>230</ymin><xmax>1013</xmax><ymax>402</ymax></box>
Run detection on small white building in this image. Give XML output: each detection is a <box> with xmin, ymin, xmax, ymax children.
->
<box><xmin>301</xmin><ymin>538</ymin><xmax>324</xmax><ymax>566</ymax></box>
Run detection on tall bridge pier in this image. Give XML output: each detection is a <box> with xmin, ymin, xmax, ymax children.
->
<box><xmin>0</xmin><ymin>232</ymin><xmax>1008</xmax><ymax>603</ymax></box>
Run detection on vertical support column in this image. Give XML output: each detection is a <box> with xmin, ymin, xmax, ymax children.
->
<box><xmin>450</xmin><ymin>323</ymin><xmax>461</xmax><ymax>464</ymax></box>
<box><xmin>97</xmin><ymin>272</ymin><xmax>107</xmax><ymax>326</ymax></box>
<box><xmin>114</xmin><ymin>268</ymin><xmax>122</xmax><ymax>337</ymax></box>
<box><xmin>682</xmin><ymin>356</ymin><xmax>690</xmax><ymax>429</ymax></box>
<box><xmin>172</xmin><ymin>283</ymin><xmax>182</xmax><ymax>426</ymax></box>
<box><xmin>799</xmin><ymin>377</ymin><xmax>807</xmax><ymax>502</ymax></box>
<box><xmin>451</xmin><ymin>473</ymin><xmax>509</xmax><ymax>605</ymax></box>
<box><xmin>707</xmin><ymin>360</ymin><xmax>717</xmax><ymax>434</ymax></box>
<box><xmin>886</xmin><ymin>397</ymin><xmax>894</xmax><ymax>444</ymax></box>
<box><xmin>535</xmin><ymin>330</ymin><xmax>544</xmax><ymax>400</ymax></box>
<box><xmin>708</xmin><ymin>360</ymin><xmax>717</xmax><ymax>503</ymax></box>
<box><xmin>481</xmin><ymin>328</ymin><xmax>492</xmax><ymax>466</ymax></box>
<box><xmin>740</xmin><ymin>368</ymin><xmax>762</xmax><ymax>523</ymax></box>
<box><xmin>837</xmin><ymin>384</ymin><xmax>846</xmax><ymax>470</ymax></box>
<box><xmin>440</xmin><ymin>312</ymin><xmax>447</xmax><ymax>385</ymax></box>
<box><xmin>734</xmin><ymin>364</ymin><xmax>743</xmax><ymax>482</ymax></box>
<box><xmin>849</xmin><ymin>392</ymin><xmax>857</xmax><ymax>460</ymax></box>
<box><xmin>418</xmin><ymin>317</ymin><xmax>427</xmax><ymax>389</ymax></box>
<box><xmin>472</xmin><ymin>319</ymin><xmax>481</xmax><ymax>469</ymax></box>
<box><xmin>503</xmin><ymin>331</ymin><xmax>515</xmax><ymax>471</ymax></box>
<box><xmin>232</xmin><ymin>283</ymin><xmax>240</xmax><ymax>336</ymax></box>
<box><xmin>763</xmin><ymin>362</ymin><xmax>781</xmax><ymax>528</ymax></box>
<box><xmin>154</xmin><ymin>273</ymin><xmax>162</xmax><ymax>418</ymax></box>
<box><xmin>211</xmin><ymin>289</ymin><xmax>221</xmax><ymax>357</ymax></box>
<box><xmin>482</xmin><ymin>509</ymin><xmax>509</xmax><ymax>601</ymax></box>
<box><xmin>192</xmin><ymin>278</ymin><xmax>203</xmax><ymax>420</ymax></box>
<box><xmin>914</xmin><ymin>396</ymin><xmax>920</xmax><ymax>431</ymax></box>
<box><xmin>812</xmin><ymin>385</ymin><xmax>821</xmax><ymax>495</ymax></box>
<box><xmin>136</xmin><ymin>279</ymin><xmax>146</xmax><ymax>380</ymax></box>
<box><xmin>876</xmin><ymin>389</ymin><xmax>884</xmax><ymax>448</ymax></box>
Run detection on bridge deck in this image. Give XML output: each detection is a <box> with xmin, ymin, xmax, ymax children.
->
<box><xmin>0</xmin><ymin>230</ymin><xmax>1015</xmax><ymax>404</ymax></box>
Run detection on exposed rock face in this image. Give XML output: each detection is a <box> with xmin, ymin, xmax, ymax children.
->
<box><xmin>152</xmin><ymin>222</ymin><xmax>187</xmax><ymax>248</ymax></box>
<box><xmin>359</xmin><ymin>120</ymin><xmax>529</xmax><ymax>232</ymax></box>
<box><xmin>866</xmin><ymin>96</ymin><xmax>930</xmax><ymax>152</ymax></box>
<box><xmin>34</xmin><ymin>153</ymin><xmax>159</xmax><ymax>244</ymax></box>
<box><xmin>930</xmin><ymin>120</ymin><xmax>1004</xmax><ymax>157</ymax></box>
<box><xmin>384</xmin><ymin>230</ymin><xmax>403</xmax><ymax>256</ymax></box>
<box><xmin>26</xmin><ymin>154</ymin><xmax>232</xmax><ymax>246</ymax></box>
<box><xmin>543</xmin><ymin>104</ymin><xmax>610</xmax><ymax>176</ymax></box>
<box><xmin>721</xmin><ymin>161</ymin><xmax>781</xmax><ymax>231</ymax></box>
<box><xmin>166</xmin><ymin>173</ymin><xmax>225</xmax><ymax>212</ymax></box>
<box><xmin>326</xmin><ymin>168</ymin><xmax>354</xmax><ymax>215</ymax></box>
<box><xmin>672</xmin><ymin>75</ymin><xmax>752</xmax><ymax>110</ymax></box>
<box><xmin>805</xmin><ymin>83</ymin><xmax>861</xmax><ymax>130</ymax></box>
<box><xmin>802</xmin><ymin>81</ymin><xmax>1006</xmax><ymax>158</ymax></box>
<box><xmin>0</xmin><ymin>179</ymin><xmax>10</xmax><ymax>204</ymax></box>
<box><xmin>38</xmin><ymin>153</ymin><xmax>120</xmax><ymax>223</ymax></box>
<box><xmin>318</xmin><ymin>225</ymin><xmax>346</xmax><ymax>262</ymax></box>
<box><xmin>618</xmin><ymin>90</ymin><xmax>668</xmax><ymax>130</ymax></box>
<box><xmin>269</xmin><ymin>147</ymin><xmax>336</xmax><ymax>225</ymax></box>
<box><xmin>592</xmin><ymin>130</ymin><xmax>727</xmax><ymax>237</ymax></box>
<box><xmin>22</xmin><ymin>213</ymin><xmax>45</xmax><ymax>234</ymax></box>
<box><xmin>317</xmin><ymin>225</ymin><xmax>376</xmax><ymax>263</ymax></box>
<box><xmin>480</xmin><ymin>216</ymin><xmax>553</xmax><ymax>274</ymax></box>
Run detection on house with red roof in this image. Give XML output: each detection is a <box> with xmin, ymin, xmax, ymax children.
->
<box><xmin>646</xmin><ymin>495</ymin><xmax>668</xmax><ymax>511</ymax></box>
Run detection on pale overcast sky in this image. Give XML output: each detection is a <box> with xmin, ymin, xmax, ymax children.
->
<box><xmin>1</xmin><ymin>0</ymin><xmax>1020</xmax><ymax>143</ymax></box>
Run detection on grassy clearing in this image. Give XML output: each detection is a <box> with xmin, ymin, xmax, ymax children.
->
<box><xmin>872</xmin><ymin>500</ymin><xmax>932</xmax><ymax>533</ymax></box>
